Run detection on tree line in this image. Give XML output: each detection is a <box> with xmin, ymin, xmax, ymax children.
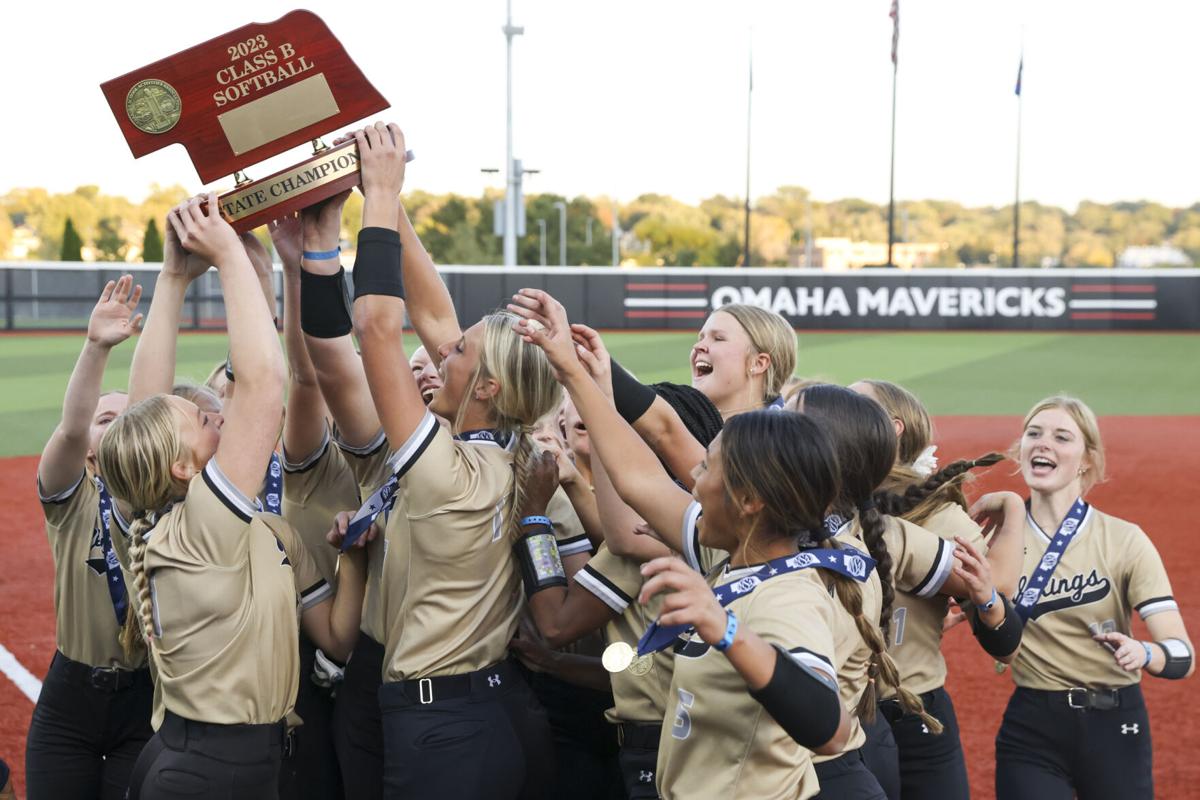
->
<box><xmin>2</xmin><ymin>184</ymin><xmax>1197</xmax><ymax>268</ymax></box>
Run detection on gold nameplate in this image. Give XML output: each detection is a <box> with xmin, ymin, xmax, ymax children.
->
<box><xmin>217</xmin><ymin>73</ymin><xmax>340</xmax><ymax>156</ymax></box>
<box><xmin>219</xmin><ymin>145</ymin><xmax>359</xmax><ymax>222</ymax></box>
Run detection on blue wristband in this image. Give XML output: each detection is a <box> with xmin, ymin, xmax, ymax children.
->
<box><xmin>520</xmin><ymin>515</ymin><xmax>552</xmax><ymax>529</ymax></box>
<box><xmin>1143</xmin><ymin>642</ymin><xmax>1153</xmax><ymax>669</ymax></box>
<box><xmin>981</xmin><ymin>587</ymin><xmax>999</xmax><ymax>612</ymax></box>
<box><xmin>714</xmin><ymin>610</ymin><xmax>739</xmax><ymax>652</ymax></box>
<box><xmin>303</xmin><ymin>247</ymin><xmax>341</xmax><ymax>261</ymax></box>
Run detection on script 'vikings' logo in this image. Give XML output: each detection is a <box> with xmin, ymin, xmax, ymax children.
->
<box><xmin>730</xmin><ymin>575</ymin><xmax>762</xmax><ymax>595</ymax></box>
<box><xmin>786</xmin><ymin>552</ymin><xmax>821</xmax><ymax>570</ymax></box>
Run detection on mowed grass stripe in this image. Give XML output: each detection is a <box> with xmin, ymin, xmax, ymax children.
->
<box><xmin>0</xmin><ymin>331</ymin><xmax>1195</xmax><ymax>458</ymax></box>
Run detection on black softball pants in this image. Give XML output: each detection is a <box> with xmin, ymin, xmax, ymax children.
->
<box><xmin>24</xmin><ymin>650</ymin><xmax>152</xmax><ymax>800</ymax></box>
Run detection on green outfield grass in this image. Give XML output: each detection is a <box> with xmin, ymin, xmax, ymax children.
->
<box><xmin>0</xmin><ymin>331</ymin><xmax>1196</xmax><ymax>458</ymax></box>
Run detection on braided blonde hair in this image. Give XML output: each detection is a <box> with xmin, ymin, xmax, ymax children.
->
<box><xmin>452</xmin><ymin>312</ymin><xmax>561</xmax><ymax>541</ymax></box>
<box><xmin>96</xmin><ymin>395</ymin><xmax>190</xmax><ymax>659</ymax></box>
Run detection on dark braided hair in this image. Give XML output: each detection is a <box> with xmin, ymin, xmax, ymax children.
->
<box><xmin>875</xmin><ymin>453</ymin><xmax>1005</xmax><ymax>525</ymax></box>
<box><xmin>798</xmin><ymin>384</ymin><xmax>943</xmax><ymax>733</ymax></box>
<box><xmin>651</xmin><ymin>382</ymin><xmax>724</xmax><ymax>448</ymax></box>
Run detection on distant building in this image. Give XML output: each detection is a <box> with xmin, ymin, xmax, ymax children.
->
<box><xmin>1116</xmin><ymin>245</ymin><xmax>1192</xmax><ymax>269</ymax></box>
<box><xmin>7</xmin><ymin>225</ymin><xmax>41</xmax><ymax>259</ymax></box>
<box><xmin>795</xmin><ymin>237</ymin><xmax>944</xmax><ymax>270</ymax></box>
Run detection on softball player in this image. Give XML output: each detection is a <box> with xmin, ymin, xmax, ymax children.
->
<box><xmin>990</xmin><ymin>395</ymin><xmax>1194</xmax><ymax>799</ymax></box>
<box><xmin>100</xmin><ymin>196</ymin><xmax>368</xmax><ymax>800</ymax></box>
<box><xmin>511</xmin><ymin>289</ymin><xmax>876</xmax><ymax>797</ymax></box>
<box><xmin>26</xmin><ymin>275</ymin><xmax>150</xmax><ymax>799</ymax></box>
<box><xmin>686</xmin><ymin>304</ymin><xmax>796</xmax><ymax>419</ymax></box>
<box><xmin>302</xmin><ymin>123</ymin><xmax>558</xmax><ymax>798</ymax></box>
<box><xmin>849</xmin><ymin>379</ymin><xmax>1026</xmax><ymax>799</ymax></box>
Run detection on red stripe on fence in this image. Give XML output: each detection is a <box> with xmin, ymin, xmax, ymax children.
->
<box><xmin>624</xmin><ymin>310</ymin><xmax>709</xmax><ymax>319</ymax></box>
<box><xmin>1070</xmin><ymin>284</ymin><xmax>1156</xmax><ymax>293</ymax></box>
<box><xmin>625</xmin><ymin>283</ymin><xmax>709</xmax><ymax>291</ymax></box>
<box><xmin>1069</xmin><ymin>312</ymin><xmax>1157</xmax><ymax>320</ymax></box>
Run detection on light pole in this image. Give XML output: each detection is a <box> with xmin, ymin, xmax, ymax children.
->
<box><xmin>553</xmin><ymin>201</ymin><xmax>567</xmax><ymax>266</ymax></box>
<box><xmin>537</xmin><ymin>218</ymin><xmax>547</xmax><ymax>267</ymax></box>
<box><xmin>502</xmin><ymin>0</ymin><xmax>524</xmax><ymax>268</ymax></box>
<box><xmin>611</xmin><ymin>204</ymin><xmax>620</xmax><ymax>267</ymax></box>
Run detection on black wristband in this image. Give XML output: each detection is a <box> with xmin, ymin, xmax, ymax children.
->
<box><xmin>610</xmin><ymin>358</ymin><xmax>657</xmax><ymax>423</ymax></box>
<box><xmin>749</xmin><ymin>645</ymin><xmax>841</xmax><ymax>749</ymax></box>
<box><xmin>300</xmin><ymin>268</ymin><xmax>353</xmax><ymax>339</ymax></box>
<box><xmin>513</xmin><ymin>528</ymin><xmax>567</xmax><ymax>598</ymax></box>
<box><xmin>970</xmin><ymin>593</ymin><xmax>1024</xmax><ymax>659</ymax></box>
<box><xmin>1156</xmin><ymin>638</ymin><xmax>1193</xmax><ymax>680</ymax></box>
<box><xmin>352</xmin><ymin>227</ymin><xmax>405</xmax><ymax>301</ymax></box>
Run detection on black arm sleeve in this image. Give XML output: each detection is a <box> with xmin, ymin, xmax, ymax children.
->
<box><xmin>970</xmin><ymin>593</ymin><xmax>1024</xmax><ymax>659</ymax></box>
<box><xmin>610</xmin><ymin>358</ymin><xmax>657</xmax><ymax>423</ymax></box>
<box><xmin>351</xmin><ymin>227</ymin><xmax>405</xmax><ymax>301</ymax></box>
<box><xmin>748</xmin><ymin>645</ymin><xmax>842</xmax><ymax>750</ymax></box>
<box><xmin>300</xmin><ymin>268</ymin><xmax>353</xmax><ymax>338</ymax></box>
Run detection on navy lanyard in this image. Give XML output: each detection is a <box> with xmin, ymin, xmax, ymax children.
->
<box><xmin>94</xmin><ymin>477</ymin><xmax>129</xmax><ymax>625</ymax></box>
<box><xmin>823</xmin><ymin>513</ymin><xmax>849</xmax><ymax>536</ymax></box>
<box><xmin>340</xmin><ymin>428</ymin><xmax>509</xmax><ymax>551</ymax></box>
<box><xmin>1015</xmin><ymin>498</ymin><xmax>1089</xmax><ymax>620</ymax></box>
<box><xmin>637</xmin><ymin>544</ymin><xmax>876</xmax><ymax>656</ymax></box>
<box><xmin>262</xmin><ymin>453</ymin><xmax>283</xmax><ymax>516</ymax></box>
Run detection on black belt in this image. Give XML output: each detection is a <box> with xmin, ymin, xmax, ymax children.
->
<box><xmin>389</xmin><ymin>660</ymin><xmax>519</xmax><ymax>706</ymax></box>
<box><xmin>160</xmin><ymin>710</ymin><xmax>292</xmax><ymax>758</ymax></box>
<box><xmin>617</xmin><ymin>721</ymin><xmax>661</xmax><ymax>750</ymax></box>
<box><xmin>54</xmin><ymin>650</ymin><xmax>151</xmax><ymax>692</ymax></box>
<box><xmin>1021</xmin><ymin>684</ymin><xmax>1141</xmax><ymax>711</ymax></box>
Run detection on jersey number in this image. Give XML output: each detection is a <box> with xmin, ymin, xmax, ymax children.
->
<box><xmin>671</xmin><ymin>688</ymin><xmax>695</xmax><ymax>740</ymax></box>
<box><xmin>892</xmin><ymin>607</ymin><xmax>907</xmax><ymax>647</ymax></box>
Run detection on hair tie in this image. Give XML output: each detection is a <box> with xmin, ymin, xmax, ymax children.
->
<box><xmin>857</xmin><ymin>498</ymin><xmax>876</xmax><ymax>513</ymax></box>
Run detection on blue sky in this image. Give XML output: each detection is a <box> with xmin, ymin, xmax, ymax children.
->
<box><xmin>4</xmin><ymin>0</ymin><xmax>1197</xmax><ymax>209</ymax></box>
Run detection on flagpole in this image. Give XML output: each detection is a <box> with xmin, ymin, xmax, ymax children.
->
<box><xmin>887</xmin><ymin>0</ymin><xmax>899</xmax><ymax>268</ymax></box>
<box><xmin>742</xmin><ymin>31</ymin><xmax>753</xmax><ymax>268</ymax></box>
<box><xmin>1013</xmin><ymin>48</ymin><xmax>1023</xmax><ymax>269</ymax></box>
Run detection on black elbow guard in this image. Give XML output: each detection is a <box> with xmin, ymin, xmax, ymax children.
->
<box><xmin>971</xmin><ymin>593</ymin><xmax>1024</xmax><ymax>658</ymax></box>
<box><xmin>610</xmin><ymin>359</ymin><xmax>657</xmax><ymax>423</ymax></box>
<box><xmin>352</xmin><ymin>227</ymin><xmax>405</xmax><ymax>301</ymax></box>
<box><xmin>300</xmin><ymin>268</ymin><xmax>353</xmax><ymax>338</ymax></box>
<box><xmin>513</xmin><ymin>528</ymin><xmax>568</xmax><ymax>598</ymax></box>
<box><xmin>749</xmin><ymin>645</ymin><xmax>841</xmax><ymax>750</ymax></box>
<box><xmin>1156</xmin><ymin>638</ymin><xmax>1193</xmax><ymax>680</ymax></box>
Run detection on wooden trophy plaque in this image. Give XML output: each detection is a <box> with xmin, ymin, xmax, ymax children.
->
<box><xmin>101</xmin><ymin>10</ymin><xmax>395</xmax><ymax>232</ymax></box>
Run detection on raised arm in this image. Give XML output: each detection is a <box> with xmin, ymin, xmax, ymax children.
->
<box><xmin>592</xmin><ymin>443</ymin><xmax>673</xmax><ymax>561</ymax></box>
<box><xmin>397</xmin><ymin>203</ymin><xmax>461</xmax><ymax>363</ymax></box>
<box><xmin>128</xmin><ymin>210</ymin><xmax>211</xmax><ymax>405</ymax></box>
<box><xmin>270</xmin><ymin>213</ymin><xmax>330</xmax><ymax>461</ymax></box>
<box><xmin>508</xmin><ymin>289</ymin><xmax>694</xmax><ymax>545</ymax></box>
<box><xmin>301</xmin><ymin>513</ymin><xmax>370</xmax><ymax>662</ymax></box>
<box><xmin>170</xmin><ymin>195</ymin><xmax>285</xmax><ymax>499</ymax></box>
<box><xmin>350</xmin><ymin>123</ymin><xmax>430</xmax><ymax>450</ymax></box>
<box><xmin>298</xmin><ymin>185</ymin><xmax>384</xmax><ymax>449</ymax></box>
<box><xmin>38</xmin><ymin>276</ymin><xmax>143</xmax><ymax>495</ymax></box>
<box><xmin>969</xmin><ymin>491</ymin><xmax>1029</xmax><ymax>598</ymax></box>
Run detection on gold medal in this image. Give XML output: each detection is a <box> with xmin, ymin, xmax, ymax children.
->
<box><xmin>602</xmin><ymin>642</ymin><xmax>635</xmax><ymax>673</ymax></box>
<box><xmin>628</xmin><ymin>654</ymin><xmax>654</xmax><ymax>676</ymax></box>
<box><xmin>125</xmin><ymin>79</ymin><xmax>182</xmax><ymax>134</ymax></box>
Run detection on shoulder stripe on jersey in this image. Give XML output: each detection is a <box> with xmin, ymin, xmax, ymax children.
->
<box><xmin>681</xmin><ymin>501</ymin><xmax>704</xmax><ymax>573</ymax></box>
<box><xmin>575</xmin><ymin>566</ymin><xmax>631</xmax><ymax>613</ymax></box>
<box><xmin>300</xmin><ymin>579</ymin><xmax>333</xmax><ymax>610</ymax></box>
<box><xmin>1136</xmin><ymin>597</ymin><xmax>1179</xmax><ymax>619</ymax></box>
<box><xmin>387</xmin><ymin>411</ymin><xmax>440</xmax><ymax>479</ymax></box>
<box><xmin>912</xmin><ymin>537</ymin><xmax>955</xmax><ymax>599</ymax></box>
<box><xmin>335</xmin><ymin>428</ymin><xmax>388</xmax><ymax>458</ymax></box>
<box><xmin>202</xmin><ymin>460</ymin><xmax>258</xmax><ymax>523</ymax></box>
<box><xmin>282</xmin><ymin>427</ymin><xmax>332</xmax><ymax>473</ymax></box>
<box><xmin>37</xmin><ymin>470</ymin><xmax>85</xmax><ymax>504</ymax></box>
<box><xmin>557</xmin><ymin>534</ymin><xmax>594</xmax><ymax>557</ymax></box>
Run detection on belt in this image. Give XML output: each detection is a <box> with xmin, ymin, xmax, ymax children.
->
<box><xmin>55</xmin><ymin>651</ymin><xmax>151</xmax><ymax>692</ymax></box>
<box><xmin>1022</xmin><ymin>685</ymin><xmax>1141</xmax><ymax>711</ymax></box>
<box><xmin>390</xmin><ymin>660</ymin><xmax>518</xmax><ymax>706</ymax></box>
<box><xmin>617</xmin><ymin>721</ymin><xmax>662</xmax><ymax>750</ymax></box>
<box><xmin>160</xmin><ymin>710</ymin><xmax>293</xmax><ymax>758</ymax></box>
